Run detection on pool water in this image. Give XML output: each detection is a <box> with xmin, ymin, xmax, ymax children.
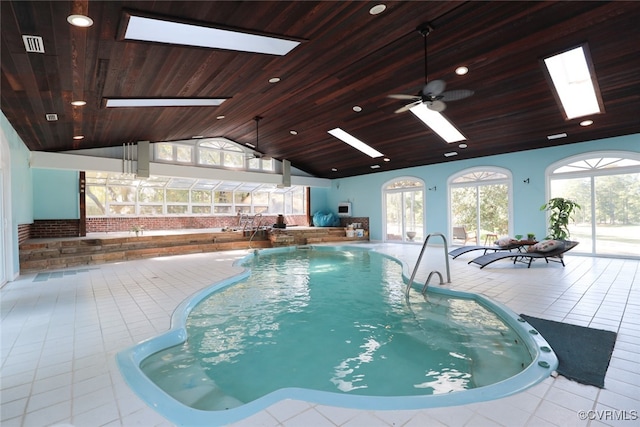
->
<box><xmin>140</xmin><ymin>248</ymin><xmax>533</xmax><ymax>411</ymax></box>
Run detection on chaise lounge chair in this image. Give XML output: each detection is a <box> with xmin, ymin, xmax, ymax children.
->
<box><xmin>468</xmin><ymin>240</ymin><xmax>579</xmax><ymax>269</ymax></box>
<box><xmin>448</xmin><ymin>242</ymin><xmax>523</xmax><ymax>259</ymax></box>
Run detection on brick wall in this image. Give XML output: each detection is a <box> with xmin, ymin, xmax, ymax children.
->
<box><xmin>31</xmin><ymin>220</ymin><xmax>81</xmax><ymax>238</ymax></box>
<box><xmin>18</xmin><ymin>223</ymin><xmax>32</xmax><ymax>244</ymax></box>
<box><xmin>86</xmin><ymin>215</ymin><xmax>310</xmax><ymax>233</ymax></box>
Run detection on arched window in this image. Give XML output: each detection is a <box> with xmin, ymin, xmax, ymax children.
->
<box><xmin>546</xmin><ymin>151</ymin><xmax>640</xmax><ymax>257</ymax></box>
<box><xmin>449</xmin><ymin>167</ymin><xmax>512</xmax><ymax>245</ymax></box>
<box><xmin>382</xmin><ymin>177</ymin><xmax>425</xmax><ymax>243</ymax></box>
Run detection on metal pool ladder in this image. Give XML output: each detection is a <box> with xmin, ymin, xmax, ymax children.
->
<box><xmin>405</xmin><ymin>232</ymin><xmax>451</xmax><ymax>296</ymax></box>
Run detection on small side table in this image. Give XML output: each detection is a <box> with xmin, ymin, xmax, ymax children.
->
<box><xmin>484</xmin><ymin>233</ymin><xmax>498</xmax><ymax>245</ymax></box>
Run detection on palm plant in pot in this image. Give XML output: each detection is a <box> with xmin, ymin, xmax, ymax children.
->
<box><xmin>540</xmin><ymin>197</ymin><xmax>581</xmax><ymax>240</ymax></box>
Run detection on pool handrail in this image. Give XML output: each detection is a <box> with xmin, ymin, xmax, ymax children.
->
<box><xmin>405</xmin><ymin>232</ymin><xmax>451</xmax><ymax>296</ymax></box>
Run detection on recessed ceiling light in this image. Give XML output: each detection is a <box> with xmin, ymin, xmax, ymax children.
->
<box><xmin>370</xmin><ymin>165</ymin><xmax>381</xmax><ymax>169</ymax></box>
<box><xmin>409</xmin><ymin>103</ymin><xmax>467</xmax><ymax>143</ymax></box>
<box><xmin>71</xmin><ymin>100</ymin><xmax>87</xmax><ymax>106</ymax></box>
<box><xmin>67</xmin><ymin>14</ymin><xmax>93</xmax><ymax>27</ymax></box>
<box><xmin>331</xmin><ymin>168</ymin><xmax>338</xmax><ymax>172</ymax></box>
<box><xmin>383</xmin><ymin>157</ymin><xmax>390</xmax><ymax>162</ymax></box>
<box><xmin>455</xmin><ymin>66</ymin><xmax>469</xmax><ymax>75</ymax></box>
<box><xmin>73</xmin><ymin>135</ymin><xmax>84</xmax><ymax>140</ymax></box>
<box><xmin>458</xmin><ymin>143</ymin><xmax>468</xmax><ymax>149</ymax></box>
<box><xmin>580</xmin><ymin>120</ymin><xmax>593</xmax><ymax>126</ymax></box>
<box><xmin>120</xmin><ymin>12</ymin><xmax>300</xmax><ymax>55</ymax></box>
<box><xmin>290</xmin><ymin>130</ymin><xmax>298</xmax><ymax>135</ymax></box>
<box><xmin>245</xmin><ymin>142</ymin><xmax>256</xmax><ymax>149</ymax></box>
<box><xmin>328</xmin><ymin>128</ymin><xmax>383</xmax><ymax>158</ymax></box>
<box><xmin>543</xmin><ymin>44</ymin><xmax>602</xmax><ymax>119</ymax></box>
<box><xmin>217</xmin><ymin>115</ymin><xmax>225</xmax><ymax>120</ymax></box>
<box><xmin>104</xmin><ymin>98</ymin><xmax>227</xmax><ymax>108</ymax></box>
<box><xmin>369</xmin><ymin>4</ymin><xmax>387</xmax><ymax>15</ymax></box>
<box><xmin>269</xmin><ymin>77</ymin><xmax>281</xmax><ymax>83</ymax></box>
<box><xmin>547</xmin><ymin>133</ymin><xmax>568</xmax><ymax>140</ymax></box>
<box><xmin>444</xmin><ymin>152</ymin><xmax>458</xmax><ymax>157</ymax></box>
<box><xmin>191</xmin><ymin>135</ymin><xmax>204</xmax><ymax>139</ymax></box>
<box><xmin>352</xmin><ymin>105</ymin><xmax>362</xmax><ymax>112</ymax></box>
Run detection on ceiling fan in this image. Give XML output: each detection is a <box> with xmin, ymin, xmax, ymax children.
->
<box><xmin>246</xmin><ymin>116</ymin><xmax>271</xmax><ymax>160</ymax></box>
<box><xmin>389</xmin><ymin>23</ymin><xmax>474</xmax><ymax>113</ymax></box>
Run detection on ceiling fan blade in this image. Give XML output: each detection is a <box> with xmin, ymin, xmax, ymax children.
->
<box><xmin>388</xmin><ymin>94</ymin><xmax>420</xmax><ymax>100</ymax></box>
<box><xmin>427</xmin><ymin>100</ymin><xmax>447</xmax><ymax>112</ymax></box>
<box><xmin>440</xmin><ymin>89</ymin><xmax>475</xmax><ymax>102</ymax></box>
<box><xmin>395</xmin><ymin>101</ymin><xmax>421</xmax><ymax>113</ymax></box>
<box><xmin>423</xmin><ymin>79</ymin><xmax>446</xmax><ymax>96</ymax></box>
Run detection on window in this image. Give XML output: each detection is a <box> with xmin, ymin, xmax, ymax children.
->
<box><xmin>383</xmin><ymin>178</ymin><xmax>425</xmax><ymax>243</ymax></box>
<box><xmin>449</xmin><ymin>168</ymin><xmax>512</xmax><ymax>245</ymax></box>
<box><xmin>155</xmin><ymin>138</ymin><xmax>275</xmax><ymax>172</ymax></box>
<box><xmin>546</xmin><ymin>152</ymin><xmax>640</xmax><ymax>257</ymax></box>
<box><xmin>85</xmin><ymin>172</ymin><xmax>307</xmax><ymax>217</ymax></box>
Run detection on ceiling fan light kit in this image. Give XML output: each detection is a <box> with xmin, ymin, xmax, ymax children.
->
<box><xmin>388</xmin><ymin>22</ymin><xmax>473</xmax><ymax>141</ymax></box>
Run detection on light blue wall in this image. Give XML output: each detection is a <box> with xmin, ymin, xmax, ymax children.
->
<box><xmin>1</xmin><ymin>111</ymin><xmax>33</xmax><ymax>275</ymax></box>
<box><xmin>32</xmin><ymin>169</ymin><xmax>79</xmax><ymax>219</ymax></box>
<box><xmin>326</xmin><ymin>134</ymin><xmax>639</xmax><ymax>241</ymax></box>
<box><xmin>309</xmin><ymin>187</ymin><xmax>329</xmax><ymax>215</ymax></box>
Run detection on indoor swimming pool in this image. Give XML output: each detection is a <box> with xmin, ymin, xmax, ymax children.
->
<box><xmin>117</xmin><ymin>246</ymin><xmax>557</xmax><ymax>426</ymax></box>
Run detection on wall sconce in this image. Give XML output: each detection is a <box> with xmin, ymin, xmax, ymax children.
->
<box><xmin>523</xmin><ymin>178</ymin><xmax>530</xmax><ymax>184</ymax></box>
<box><xmin>428</xmin><ymin>186</ymin><xmax>437</xmax><ymax>191</ymax></box>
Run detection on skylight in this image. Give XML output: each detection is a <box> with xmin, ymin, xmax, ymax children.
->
<box><xmin>328</xmin><ymin>128</ymin><xmax>383</xmax><ymax>158</ymax></box>
<box><xmin>409</xmin><ymin>104</ymin><xmax>467</xmax><ymax>143</ymax></box>
<box><xmin>120</xmin><ymin>12</ymin><xmax>301</xmax><ymax>56</ymax></box>
<box><xmin>543</xmin><ymin>44</ymin><xmax>602</xmax><ymax>119</ymax></box>
<box><xmin>104</xmin><ymin>98</ymin><xmax>227</xmax><ymax>108</ymax></box>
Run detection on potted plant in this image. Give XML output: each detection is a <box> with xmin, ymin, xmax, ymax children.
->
<box><xmin>540</xmin><ymin>197</ymin><xmax>581</xmax><ymax>240</ymax></box>
<box><xmin>130</xmin><ymin>225</ymin><xmax>144</xmax><ymax>236</ymax></box>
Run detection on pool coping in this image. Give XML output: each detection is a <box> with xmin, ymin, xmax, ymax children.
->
<box><xmin>116</xmin><ymin>245</ymin><xmax>558</xmax><ymax>426</ymax></box>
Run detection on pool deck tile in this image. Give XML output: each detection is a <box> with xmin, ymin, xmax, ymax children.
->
<box><xmin>1</xmin><ymin>243</ymin><xmax>639</xmax><ymax>426</ymax></box>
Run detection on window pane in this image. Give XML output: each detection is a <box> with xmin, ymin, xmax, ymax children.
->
<box><xmin>176</xmin><ymin>146</ymin><xmax>193</xmax><ymax>163</ymax></box>
<box><xmin>192</xmin><ymin>206</ymin><xmax>211</xmax><ymax>214</ymax></box>
<box><xmin>254</xmin><ymin>206</ymin><xmax>268</xmax><ymax>214</ymax></box>
<box><xmin>156</xmin><ymin>143</ymin><xmax>173</xmax><ymax>161</ymax></box>
<box><xmin>253</xmin><ymin>191</ymin><xmax>269</xmax><ymax>204</ymax></box>
<box><xmin>214</xmin><ymin>206</ymin><xmax>233</xmax><ymax>214</ymax></box>
<box><xmin>223</xmin><ymin>152</ymin><xmax>244</xmax><ymax>168</ymax></box>
<box><xmin>109</xmin><ymin>205</ymin><xmax>136</xmax><ymax>215</ymax></box>
<box><xmin>262</xmin><ymin>158</ymin><xmax>274</xmax><ymax>171</ymax></box>
<box><xmin>269</xmin><ymin>193</ymin><xmax>284</xmax><ymax>213</ymax></box>
<box><xmin>86</xmin><ymin>186</ymin><xmax>106</xmax><ymax>215</ymax></box>
<box><xmin>139</xmin><ymin>205</ymin><xmax>163</xmax><ymax>215</ymax></box>
<box><xmin>198</xmin><ymin>148</ymin><xmax>221</xmax><ymax>166</ymax></box>
<box><xmin>191</xmin><ymin>190</ymin><xmax>212</xmax><ymax>203</ymax></box>
<box><xmin>166</xmin><ymin>189</ymin><xmax>189</xmax><ymax>203</ymax></box>
<box><xmin>108</xmin><ymin>186</ymin><xmax>136</xmax><ymax>202</ymax></box>
<box><xmin>247</xmin><ymin>157</ymin><xmax>260</xmax><ymax>169</ymax></box>
<box><xmin>234</xmin><ymin>192</ymin><xmax>251</xmax><ymax>204</ymax></box>
<box><xmin>167</xmin><ymin>205</ymin><xmax>188</xmax><ymax>214</ymax></box>
<box><xmin>138</xmin><ymin>187</ymin><xmax>164</xmax><ymax>203</ymax></box>
<box><xmin>214</xmin><ymin>191</ymin><xmax>232</xmax><ymax>203</ymax></box>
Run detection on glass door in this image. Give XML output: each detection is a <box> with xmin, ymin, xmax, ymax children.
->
<box><xmin>384</xmin><ymin>179</ymin><xmax>425</xmax><ymax>243</ymax></box>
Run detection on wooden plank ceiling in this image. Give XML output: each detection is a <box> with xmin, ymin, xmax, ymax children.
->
<box><xmin>2</xmin><ymin>1</ymin><xmax>639</xmax><ymax>179</ymax></box>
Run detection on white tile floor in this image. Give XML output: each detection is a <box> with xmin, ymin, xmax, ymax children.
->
<box><xmin>1</xmin><ymin>243</ymin><xmax>639</xmax><ymax>427</ymax></box>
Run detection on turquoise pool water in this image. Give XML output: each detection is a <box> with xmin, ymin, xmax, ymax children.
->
<box><xmin>117</xmin><ymin>246</ymin><xmax>557</xmax><ymax>425</ymax></box>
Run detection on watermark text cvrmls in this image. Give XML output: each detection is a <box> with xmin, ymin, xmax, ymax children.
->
<box><xmin>577</xmin><ymin>410</ymin><xmax>638</xmax><ymax>421</ymax></box>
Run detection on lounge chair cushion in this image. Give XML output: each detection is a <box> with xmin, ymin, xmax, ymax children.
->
<box><xmin>496</xmin><ymin>236</ymin><xmax>517</xmax><ymax>247</ymax></box>
<box><xmin>529</xmin><ymin>239</ymin><xmax>565</xmax><ymax>252</ymax></box>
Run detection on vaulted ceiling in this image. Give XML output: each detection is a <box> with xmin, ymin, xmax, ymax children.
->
<box><xmin>2</xmin><ymin>1</ymin><xmax>639</xmax><ymax>179</ymax></box>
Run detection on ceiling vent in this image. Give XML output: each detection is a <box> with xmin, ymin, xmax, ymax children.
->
<box><xmin>22</xmin><ymin>35</ymin><xmax>45</xmax><ymax>53</ymax></box>
<box><xmin>45</xmin><ymin>114</ymin><xmax>58</xmax><ymax>121</ymax></box>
